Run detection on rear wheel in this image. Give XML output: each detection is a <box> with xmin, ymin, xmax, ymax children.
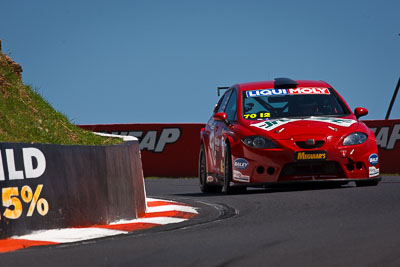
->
<box><xmin>223</xmin><ymin>143</ymin><xmax>246</xmax><ymax>194</ymax></box>
<box><xmin>199</xmin><ymin>144</ymin><xmax>222</xmax><ymax>193</ymax></box>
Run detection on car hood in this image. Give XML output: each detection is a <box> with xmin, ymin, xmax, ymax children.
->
<box><xmin>243</xmin><ymin>116</ymin><xmax>360</xmax><ymax>141</ymax></box>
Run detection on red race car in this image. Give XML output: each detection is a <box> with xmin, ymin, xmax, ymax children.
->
<box><xmin>199</xmin><ymin>78</ymin><xmax>381</xmax><ymax>194</ymax></box>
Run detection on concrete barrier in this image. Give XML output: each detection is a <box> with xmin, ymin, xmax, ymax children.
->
<box><xmin>0</xmin><ymin>141</ymin><xmax>146</xmax><ymax>238</ymax></box>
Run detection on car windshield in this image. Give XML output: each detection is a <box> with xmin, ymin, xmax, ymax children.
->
<box><xmin>242</xmin><ymin>87</ymin><xmax>350</xmax><ymax>120</ymax></box>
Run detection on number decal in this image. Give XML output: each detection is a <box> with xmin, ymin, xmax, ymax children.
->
<box><xmin>243</xmin><ymin>113</ymin><xmax>270</xmax><ymax>119</ymax></box>
<box><xmin>260</xmin><ymin>113</ymin><xmax>270</xmax><ymax>118</ymax></box>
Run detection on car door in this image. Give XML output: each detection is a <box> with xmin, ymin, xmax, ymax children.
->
<box><xmin>215</xmin><ymin>88</ymin><xmax>237</xmax><ymax>177</ymax></box>
<box><xmin>210</xmin><ymin>89</ymin><xmax>232</xmax><ymax>175</ymax></box>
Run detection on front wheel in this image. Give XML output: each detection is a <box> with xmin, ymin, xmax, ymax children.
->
<box><xmin>223</xmin><ymin>143</ymin><xmax>246</xmax><ymax>195</ymax></box>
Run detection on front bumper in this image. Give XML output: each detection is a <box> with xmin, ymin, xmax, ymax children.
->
<box><xmin>230</xmin><ymin>139</ymin><xmax>380</xmax><ymax>184</ymax></box>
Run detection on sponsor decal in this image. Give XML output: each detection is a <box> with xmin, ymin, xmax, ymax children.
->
<box><xmin>233</xmin><ymin>170</ymin><xmax>250</xmax><ymax>183</ymax></box>
<box><xmin>208</xmin><ymin>131</ymin><xmax>216</xmax><ymax>165</ymax></box>
<box><xmin>234</xmin><ymin>158</ymin><xmax>249</xmax><ymax>170</ymax></box>
<box><xmin>370</xmin><ymin>124</ymin><xmax>400</xmax><ymax>150</ymax></box>
<box><xmin>108</xmin><ymin>128</ymin><xmax>181</xmax><ymax>153</ymax></box>
<box><xmin>369</xmin><ymin>166</ymin><xmax>380</xmax><ymax>177</ymax></box>
<box><xmin>307</xmin><ymin>117</ymin><xmax>357</xmax><ymax>127</ymax></box>
<box><xmin>207</xmin><ymin>176</ymin><xmax>214</xmax><ymax>182</ymax></box>
<box><xmin>245</xmin><ymin>87</ymin><xmax>330</xmax><ymax>98</ymax></box>
<box><xmin>0</xmin><ymin>147</ymin><xmax>49</xmax><ymax>220</ymax></box>
<box><xmin>251</xmin><ymin>117</ymin><xmax>357</xmax><ymax>131</ymax></box>
<box><xmin>295</xmin><ymin>151</ymin><xmax>327</xmax><ymax>161</ymax></box>
<box><xmin>368</xmin><ymin>153</ymin><xmax>378</xmax><ymax>166</ymax></box>
<box><xmin>251</xmin><ymin>118</ymin><xmax>295</xmax><ymax>131</ymax></box>
<box><xmin>221</xmin><ymin>131</ymin><xmax>226</xmax><ymax>156</ymax></box>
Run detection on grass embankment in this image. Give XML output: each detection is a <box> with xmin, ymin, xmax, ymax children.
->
<box><xmin>0</xmin><ymin>51</ymin><xmax>120</xmax><ymax>145</ymax></box>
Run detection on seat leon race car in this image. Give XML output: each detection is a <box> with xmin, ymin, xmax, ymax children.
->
<box><xmin>199</xmin><ymin>78</ymin><xmax>381</xmax><ymax>194</ymax></box>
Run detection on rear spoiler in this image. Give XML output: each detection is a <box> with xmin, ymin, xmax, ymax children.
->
<box><xmin>217</xmin><ymin>86</ymin><xmax>229</xmax><ymax>96</ymax></box>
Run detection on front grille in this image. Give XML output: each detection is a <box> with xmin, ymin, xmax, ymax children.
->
<box><xmin>295</xmin><ymin>140</ymin><xmax>325</xmax><ymax>149</ymax></box>
<box><xmin>279</xmin><ymin>161</ymin><xmax>344</xmax><ymax>180</ymax></box>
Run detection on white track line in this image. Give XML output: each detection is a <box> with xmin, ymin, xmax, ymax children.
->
<box><xmin>111</xmin><ymin>216</ymin><xmax>187</xmax><ymax>225</ymax></box>
<box><xmin>9</xmin><ymin>198</ymin><xmax>195</xmax><ymax>245</ymax></box>
<box><xmin>146</xmin><ymin>204</ymin><xmax>198</xmax><ymax>214</ymax></box>
<box><xmin>146</xmin><ymin>197</ymin><xmax>178</xmax><ymax>203</ymax></box>
<box><xmin>12</xmin><ymin>228</ymin><xmax>126</xmax><ymax>243</ymax></box>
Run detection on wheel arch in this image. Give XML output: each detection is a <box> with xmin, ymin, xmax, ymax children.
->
<box><xmin>223</xmin><ymin>132</ymin><xmax>234</xmax><ymax>149</ymax></box>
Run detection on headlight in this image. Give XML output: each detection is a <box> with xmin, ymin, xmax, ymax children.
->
<box><xmin>342</xmin><ymin>132</ymin><xmax>368</xmax><ymax>146</ymax></box>
<box><xmin>242</xmin><ymin>136</ymin><xmax>277</xmax><ymax>149</ymax></box>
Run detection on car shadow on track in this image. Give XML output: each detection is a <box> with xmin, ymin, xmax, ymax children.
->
<box><xmin>174</xmin><ymin>183</ymin><xmax>356</xmax><ymax>197</ymax></box>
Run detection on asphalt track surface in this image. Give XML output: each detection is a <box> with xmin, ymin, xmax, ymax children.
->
<box><xmin>1</xmin><ymin>176</ymin><xmax>400</xmax><ymax>267</ymax></box>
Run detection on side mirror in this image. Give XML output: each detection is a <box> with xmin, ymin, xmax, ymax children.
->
<box><xmin>354</xmin><ymin>107</ymin><xmax>368</xmax><ymax>119</ymax></box>
<box><xmin>213</xmin><ymin>112</ymin><xmax>228</xmax><ymax>124</ymax></box>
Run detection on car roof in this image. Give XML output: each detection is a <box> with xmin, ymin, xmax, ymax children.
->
<box><xmin>236</xmin><ymin>80</ymin><xmax>333</xmax><ymax>91</ymax></box>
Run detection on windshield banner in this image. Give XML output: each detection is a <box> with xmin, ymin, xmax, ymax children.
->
<box><xmin>246</xmin><ymin>88</ymin><xmax>330</xmax><ymax>98</ymax></box>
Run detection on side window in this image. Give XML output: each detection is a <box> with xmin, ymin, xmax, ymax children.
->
<box><xmin>225</xmin><ymin>89</ymin><xmax>237</xmax><ymax>122</ymax></box>
<box><xmin>215</xmin><ymin>89</ymin><xmax>232</xmax><ymax>113</ymax></box>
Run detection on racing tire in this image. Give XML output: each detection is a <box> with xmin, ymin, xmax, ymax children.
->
<box><xmin>224</xmin><ymin>143</ymin><xmax>247</xmax><ymax>195</ymax></box>
<box><xmin>355</xmin><ymin>179</ymin><xmax>379</xmax><ymax>187</ymax></box>
<box><xmin>199</xmin><ymin>144</ymin><xmax>222</xmax><ymax>193</ymax></box>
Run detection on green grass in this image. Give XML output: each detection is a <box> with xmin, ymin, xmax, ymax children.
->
<box><xmin>0</xmin><ymin>52</ymin><xmax>120</xmax><ymax>145</ymax></box>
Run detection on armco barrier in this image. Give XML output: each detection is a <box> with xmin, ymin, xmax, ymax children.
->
<box><xmin>80</xmin><ymin>120</ymin><xmax>400</xmax><ymax>178</ymax></box>
<box><xmin>0</xmin><ymin>141</ymin><xmax>146</xmax><ymax>239</ymax></box>
<box><xmin>80</xmin><ymin>124</ymin><xmax>205</xmax><ymax>177</ymax></box>
<box><xmin>364</xmin><ymin>119</ymin><xmax>400</xmax><ymax>174</ymax></box>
